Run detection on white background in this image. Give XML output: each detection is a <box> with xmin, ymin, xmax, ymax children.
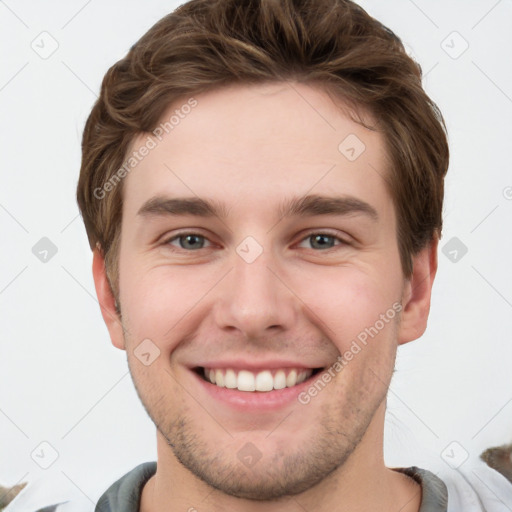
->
<box><xmin>1</xmin><ymin>0</ymin><xmax>511</xmax><ymax>505</ymax></box>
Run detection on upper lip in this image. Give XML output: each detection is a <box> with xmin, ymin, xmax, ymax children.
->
<box><xmin>190</xmin><ymin>359</ymin><xmax>327</xmax><ymax>371</ymax></box>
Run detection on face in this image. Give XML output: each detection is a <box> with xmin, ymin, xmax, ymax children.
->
<box><xmin>95</xmin><ymin>82</ymin><xmax>432</xmax><ymax>500</ymax></box>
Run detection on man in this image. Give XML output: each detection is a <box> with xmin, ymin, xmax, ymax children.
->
<box><xmin>68</xmin><ymin>0</ymin><xmax>511</xmax><ymax>511</ymax></box>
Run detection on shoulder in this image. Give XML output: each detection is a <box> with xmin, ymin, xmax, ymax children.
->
<box><xmin>430</xmin><ymin>454</ymin><xmax>512</xmax><ymax>511</ymax></box>
<box><xmin>4</xmin><ymin>462</ymin><xmax>157</xmax><ymax>512</ymax></box>
<box><xmin>94</xmin><ymin>461</ymin><xmax>157</xmax><ymax>512</ymax></box>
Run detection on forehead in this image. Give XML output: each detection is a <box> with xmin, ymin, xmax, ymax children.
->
<box><xmin>122</xmin><ymin>82</ymin><xmax>394</xmax><ymax>225</ymax></box>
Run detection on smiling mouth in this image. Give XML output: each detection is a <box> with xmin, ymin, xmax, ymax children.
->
<box><xmin>193</xmin><ymin>366</ymin><xmax>324</xmax><ymax>392</ymax></box>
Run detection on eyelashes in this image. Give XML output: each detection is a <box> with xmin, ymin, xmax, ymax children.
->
<box><xmin>162</xmin><ymin>230</ymin><xmax>350</xmax><ymax>253</ymax></box>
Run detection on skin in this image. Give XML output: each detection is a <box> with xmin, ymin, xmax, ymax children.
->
<box><xmin>92</xmin><ymin>82</ymin><xmax>438</xmax><ymax>512</ymax></box>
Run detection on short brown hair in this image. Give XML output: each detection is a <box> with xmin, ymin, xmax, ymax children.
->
<box><xmin>77</xmin><ymin>0</ymin><xmax>449</xmax><ymax>302</ymax></box>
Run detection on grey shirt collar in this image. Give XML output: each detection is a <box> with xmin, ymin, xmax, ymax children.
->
<box><xmin>94</xmin><ymin>462</ymin><xmax>448</xmax><ymax>512</ymax></box>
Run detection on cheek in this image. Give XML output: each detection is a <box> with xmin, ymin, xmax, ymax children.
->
<box><xmin>291</xmin><ymin>267</ymin><xmax>401</xmax><ymax>352</ymax></box>
<box><xmin>119</xmin><ymin>263</ymin><xmax>212</xmax><ymax>344</ymax></box>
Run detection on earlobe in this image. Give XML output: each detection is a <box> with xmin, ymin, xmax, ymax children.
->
<box><xmin>92</xmin><ymin>247</ymin><xmax>126</xmax><ymax>350</ymax></box>
<box><xmin>397</xmin><ymin>236</ymin><xmax>439</xmax><ymax>346</ymax></box>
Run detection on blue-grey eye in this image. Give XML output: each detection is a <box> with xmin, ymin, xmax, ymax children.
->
<box><xmin>168</xmin><ymin>233</ymin><xmax>210</xmax><ymax>250</ymax></box>
<box><xmin>305</xmin><ymin>234</ymin><xmax>339</xmax><ymax>250</ymax></box>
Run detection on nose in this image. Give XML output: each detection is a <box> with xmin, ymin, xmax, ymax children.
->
<box><xmin>212</xmin><ymin>241</ymin><xmax>298</xmax><ymax>339</ymax></box>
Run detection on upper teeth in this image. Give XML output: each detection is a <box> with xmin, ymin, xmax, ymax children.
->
<box><xmin>204</xmin><ymin>368</ymin><xmax>313</xmax><ymax>392</ymax></box>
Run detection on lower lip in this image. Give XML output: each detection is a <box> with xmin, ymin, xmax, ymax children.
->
<box><xmin>190</xmin><ymin>368</ymin><xmax>322</xmax><ymax>412</ymax></box>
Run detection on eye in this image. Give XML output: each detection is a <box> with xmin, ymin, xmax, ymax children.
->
<box><xmin>164</xmin><ymin>232</ymin><xmax>212</xmax><ymax>251</ymax></box>
<box><xmin>297</xmin><ymin>232</ymin><xmax>349</xmax><ymax>251</ymax></box>
<box><xmin>162</xmin><ymin>230</ymin><xmax>349</xmax><ymax>252</ymax></box>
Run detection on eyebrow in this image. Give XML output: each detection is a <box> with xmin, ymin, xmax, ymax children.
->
<box><xmin>137</xmin><ymin>194</ymin><xmax>379</xmax><ymax>222</ymax></box>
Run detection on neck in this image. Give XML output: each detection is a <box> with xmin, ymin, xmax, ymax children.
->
<box><xmin>140</xmin><ymin>402</ymin><xmax>421</xmax><ymax>512</ymax></box>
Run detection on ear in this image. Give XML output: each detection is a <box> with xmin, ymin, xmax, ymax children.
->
<box><xmin>92</xmin><ymin>247</ymin><xmax>126</xmax><ymax>350</ymax></box>
<box><xmin>397</xmin><ymin>235</ymin><xmax>439</xmax><ymax>345</ymax></box>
